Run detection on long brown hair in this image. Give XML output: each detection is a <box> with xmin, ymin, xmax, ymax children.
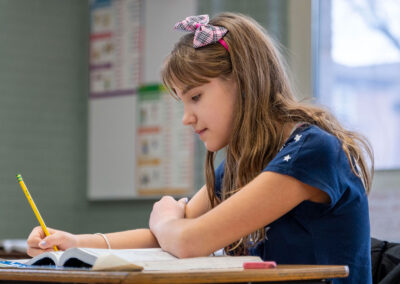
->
<box><xmin>162</xmin><ymin>12</ymin><xmax>374</xmax><ymax>255</ymax></box>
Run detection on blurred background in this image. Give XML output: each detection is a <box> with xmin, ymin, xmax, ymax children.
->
<box><xmin>0</xmin><ymin>0</ymin><xmax>399</xmax><ymax>251</ymax></box>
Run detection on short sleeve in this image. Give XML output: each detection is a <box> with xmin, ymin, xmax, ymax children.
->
<box><xmin>264</xmin><ymin>126</ymin><xmax>346</xmax><ymax>207</ymax></box>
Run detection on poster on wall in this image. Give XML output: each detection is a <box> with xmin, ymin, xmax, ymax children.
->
<box><xmin>88</xmin><ymin>0</ymin><xmax>144</xmax><ymax>200</ymax></box>
<box><xmin>88</xmin><ymin>1</ymin><xmax>196</xmax><ymax>199</ymax></box>
<box><xmin>90</xmin><ymin>0</ymin><xmax>143</xmax><ymax>98</ymax></box>
<box><xmin>136</xmin><ymin>85</ymin><xmax>195</xmax><ymax>197</ymax></box>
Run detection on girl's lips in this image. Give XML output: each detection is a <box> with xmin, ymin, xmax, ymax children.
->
<box><xmin>196</xmin><ymin>128</ymin><xmax>207</xmax><ymax>135</ymax></box>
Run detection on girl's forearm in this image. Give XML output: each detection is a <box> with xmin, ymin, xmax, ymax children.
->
<box><xmin>77</xmin><ymin>228</ymin><xmax>159</xmax><ymax>249</ymax></box>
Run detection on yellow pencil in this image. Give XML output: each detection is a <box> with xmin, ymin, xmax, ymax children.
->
<box><xmin>16</xmin><ymin>174</ymin><xmax>58</xmax><ymax>251</ymax></box>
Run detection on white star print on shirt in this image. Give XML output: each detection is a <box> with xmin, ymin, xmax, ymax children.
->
<box><xmin>283</xmin><ymin>154</ymin><xmax>291</xmax><ymax>162</ymax></box>
<box><xmin>294</xmin><ymin>134</ymin><xmax>302</xmax><ymax>142</ymax></box>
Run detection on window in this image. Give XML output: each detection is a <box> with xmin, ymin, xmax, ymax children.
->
<box><xmin>313</xmin><ymin>0</ymin><xmax>400</xmax><ymax>169</ymax></box>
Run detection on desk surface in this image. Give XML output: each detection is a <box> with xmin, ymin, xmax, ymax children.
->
<box><xmin>0</xmin><ymin>265</ymin><xmax>349</xmax><ymax>283</ymax></box>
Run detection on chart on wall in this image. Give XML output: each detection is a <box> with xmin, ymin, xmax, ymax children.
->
<box><xmin>88</xmin><ymin>0</ymin><xmax>196</xmax><ymax>199</ymax></box>
<box><xmin>88</xmin><ymin>0</ymin><xmax>144</xmax><ymax>200</ymax></box>
<box><xmin>89</xmin><ymin>0</ymin><xmax>142</xmax><ymax>98</ymax></box>
<box><xmin>136</xmin><ymin>85</ymin><xmax>195</xmax><ymax>197</ymax></box>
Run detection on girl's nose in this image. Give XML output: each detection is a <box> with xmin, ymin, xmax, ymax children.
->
<box><xmin>182</xmin><ymin>108</ymin><xmax>196</xmax><ymax>125</ymax></box>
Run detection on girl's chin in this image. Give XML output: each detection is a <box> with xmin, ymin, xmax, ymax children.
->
<box><xmin>204</xmin><ymin>142</ymin><xmax>226</xmax><ymax>153</ymax></box>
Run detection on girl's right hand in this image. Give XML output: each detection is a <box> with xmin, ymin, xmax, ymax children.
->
<box><xmin>26</xmin><ymin>226</ymin><xmax>79</xmax><ymax>257</ymax></box>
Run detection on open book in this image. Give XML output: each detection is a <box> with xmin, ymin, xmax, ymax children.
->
<box><xmin>12</xmin><ymin>248</ymin><xmax>262</xmax><ymax>271</ymax></box>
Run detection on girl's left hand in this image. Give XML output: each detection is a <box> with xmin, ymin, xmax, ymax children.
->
<box><xmin>149</xmin><ymin>196</ymin><xmax>187</xmax><ymax>233</ymax></box>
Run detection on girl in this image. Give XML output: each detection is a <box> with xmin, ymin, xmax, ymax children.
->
<box><xmin>27</xmin><ymin>13</ymin><xmax>373</xmax><ymax>283</ymax></box>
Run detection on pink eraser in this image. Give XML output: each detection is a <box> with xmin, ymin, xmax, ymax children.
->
<box><xmin>243</xmin><ymin>261</ymin><xmax>277</xmax><ymax>269</ymax></box>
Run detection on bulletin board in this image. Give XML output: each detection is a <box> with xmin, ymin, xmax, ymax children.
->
<box><xmin>135</xmin><ymin>85</ymin><xmax>194</xmax><ymax>197</ymax></box>
<box><xmin>87</xmin><ymin>0</ymin><xmax>195</xmax><ymax>200</ymax></box>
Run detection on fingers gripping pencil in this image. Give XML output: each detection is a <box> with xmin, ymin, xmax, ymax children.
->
<box><xmin>16</xmin><ymin>174</ymin><xmax>58</xmax><ymax>251</ymax></box>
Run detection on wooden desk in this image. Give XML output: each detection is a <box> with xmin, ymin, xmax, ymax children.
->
<box><xmin>0</xmin><ymin>265</ymin><xmax>348</xmax><ymax>283</ymax></box>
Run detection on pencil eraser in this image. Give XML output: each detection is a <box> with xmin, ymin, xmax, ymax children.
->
<box><xmin>243</xmin><ymin>261</ymin><xmax>277</xmax><ymax>269</ymax></box>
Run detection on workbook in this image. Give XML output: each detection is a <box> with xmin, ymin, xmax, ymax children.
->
<box><xmin>6</xmin><ymin>248</ymin><xmax>261</xmax><ymax>271</ymax></box>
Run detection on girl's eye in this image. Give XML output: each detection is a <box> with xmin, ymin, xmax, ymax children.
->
<box><xmin>192</xmin><ymin>94</ymin><xmax>201</xmax><ymax>102</ymax></box>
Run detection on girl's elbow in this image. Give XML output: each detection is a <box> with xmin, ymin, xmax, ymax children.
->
<box><xmin>174</xmin><ymin>244</ymin><xmax>205</xmax><ymax>258</ymax></box>
<box><xmin>174</xmin><ymin>247</ymin><xmax>194</xmax><ymax>258</ymax></box>
<box><xmin>173</xmin><ymin>227</ymin><xmax>207</xmax><ymax>258</ymax></box>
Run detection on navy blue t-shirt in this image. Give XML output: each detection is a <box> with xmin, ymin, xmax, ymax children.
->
<box><xmin>214</xmin><ymin>125</ymin><xmax>371</xmax><ymax>284</ymax></box>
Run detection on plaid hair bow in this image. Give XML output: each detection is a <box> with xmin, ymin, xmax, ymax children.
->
<box><xmin>174</xmin><ymin>15</ymin><xmax>228</xmax><ymax>49</ymax></box>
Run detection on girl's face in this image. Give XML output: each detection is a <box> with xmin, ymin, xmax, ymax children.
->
<box><xmin>175</xmin><ymin>76</ymin><xmax>238</xmax><ymax>152</ymax></box>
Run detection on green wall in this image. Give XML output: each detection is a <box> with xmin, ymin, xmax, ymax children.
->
<box><xmin>0</xmin><ymin>0</ymin><xmax>154</xmax><ymax>239</ymax></box>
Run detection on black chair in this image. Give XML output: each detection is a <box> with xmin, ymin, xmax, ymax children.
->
<box><xmin>371</xmin><ymin>238</ymin><xmax>400</xmax><ymax>284</ymax></box>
